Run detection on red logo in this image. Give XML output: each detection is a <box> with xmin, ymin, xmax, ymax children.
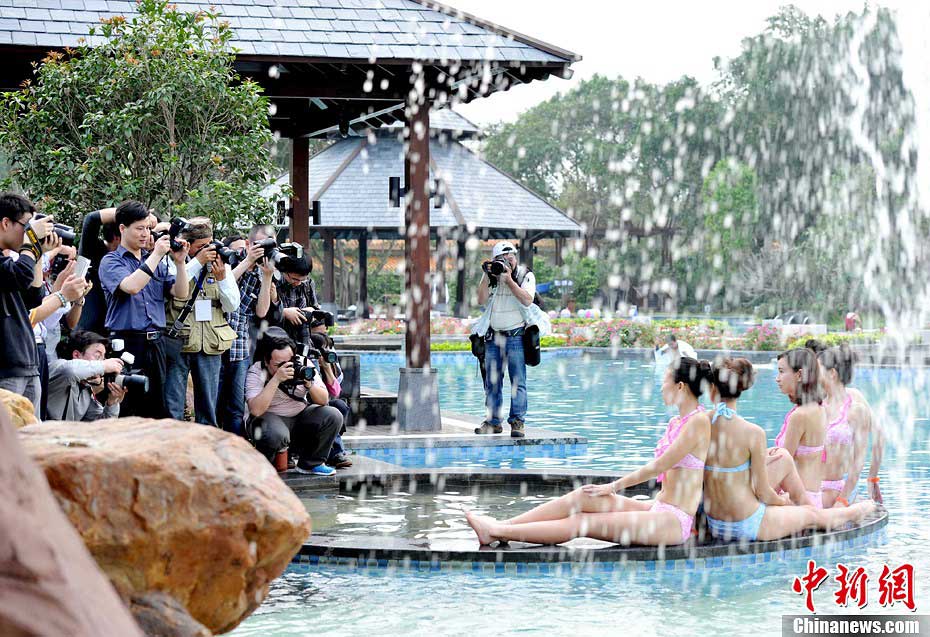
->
<box><xmin>792</xmin><ymin>561</ymin><xmax>917</xmax><ymax>613</ymax></box>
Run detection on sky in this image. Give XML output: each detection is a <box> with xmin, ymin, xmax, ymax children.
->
<box><xmin>450</xmin><ymin>0</ymin><xmax>896</xmax><ymax>127</ymax></box>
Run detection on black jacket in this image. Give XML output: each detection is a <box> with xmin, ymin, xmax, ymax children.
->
<box><xmin>0</xmin><ymin>251</ymin><xmax>43</xmax><ymax>379</ymax></box>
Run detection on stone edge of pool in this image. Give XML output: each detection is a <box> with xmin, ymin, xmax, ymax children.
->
<box><xmin>284</xmin><ymin>469</ymin><xmax>888</xmax><ymax>569</ymax></box>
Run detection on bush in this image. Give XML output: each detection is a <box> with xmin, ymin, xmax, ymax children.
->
<box><xmin>786</xmin><ymin>331</ymin><xmax>884</xmax><ymax>350</ymax></box>
<box><xmin>741</xmin><ymin>325</ymin><xmax>782</xmax><ymax>351</ymax></box>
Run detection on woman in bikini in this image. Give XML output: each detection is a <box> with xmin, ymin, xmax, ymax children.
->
<box><xmin>703</xmin><ymin>357</ymin><xmax>875</xmax><ymax>542</ymax></box>
<box><xmin>766</xmin><ymin>348</ymin><xmax>827</xmax><ymax>508</ymax></box>
<box><xmin>465</xmin><ymin>357</ymin><xmax>712</xmax><ymax>547</ymax></box>
<box><xmin>817</xmin><ymin>344</ymin><xmax>884</xmax><ymax>507</ymax></box>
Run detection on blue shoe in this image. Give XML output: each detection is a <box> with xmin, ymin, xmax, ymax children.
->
<box><xmin>294</xmin><ymin>462</ymin><xmax>336</xmax><ymax>476</ymax></box>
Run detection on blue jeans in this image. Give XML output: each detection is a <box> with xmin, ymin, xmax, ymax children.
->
<box><xmin>483</xmin><ymin>328</ymin><xmax>527</xmax><ymax>425</ymax></box>
<box><xmin>218</xmin><ymin>355</ymin><xmax>250</xmax><ymax>436</ymax></box>
<box><xmin>327</xmin><ymin>398</ymin><xmax>349</xmax><ymax>460</ymax></box>
<box><xmin>165</xmin><ymin>351</ymin><xmax>222</xmax><ymax>426</ymax></box>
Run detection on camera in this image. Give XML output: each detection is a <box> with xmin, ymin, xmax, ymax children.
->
<box><xmin>103</xmin><ymin>339</ymin><xmax>150</xmax><ymax>393</ymax></box>
<box><xmin>153</xmin><ymin>217</ymin><xmax>190</xmax><ymax>251</ymax></box>
<box><xmin>302</xmin><ymin>309</ymin><xmax>334</xmax><ymax>329</ymax></box>
<box><xmin>281</xmin><ymin>345</ymin><xmax>320</xmax><ymax>387</ymax></box>
<box><xmin>209</xmin><ymin>240</ymin><xmax>238</xmax><ymax>265</ymax></box>
<box><xmin>250</xmin><ymin>238</ymin><xmax>302</xmax><ymax>267</ymax></box>
<box><xmin>49</xmin><ymin>253</ymin><xmax>71</xmax><ymax>279</ymax></box>
<box><xmin>309</xmin><ymin>332</ymin><xmax>338</xmax><ymax>365</ymax></box>
<box><xmin>482</xmin><ymin>255</ymin><xmax>510</xmax><ymax>285</ymax></box>
<box><xmin>32</xmin><ymin>214</ymin><xmax>76</xmax><ymax>245</ymax></box>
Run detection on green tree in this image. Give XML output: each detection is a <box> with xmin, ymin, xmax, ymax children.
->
<box><xmin>0</xmin><ymin>0</ymin><xmax>276</xmax><ymax>230</ymax></box>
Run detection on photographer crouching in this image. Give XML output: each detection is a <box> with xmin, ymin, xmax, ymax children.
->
<box><xmin>245</xmin><ymin>328</ymin><xmax>342</xmax><ymax>476</ymax></box>
<box><xmin>473</xmin><ymin>241</ymin><xmax>536</xmax><ymax>438</ymax></box>
<box><xmin>310</xmin><ymin>324</ymin><xmax>352</xmax><ymax>468</ymax></box>
<box><xmin>46</xmin><ymin>330</ymin><xmax>131</xmax><ymax>421</ymax></box>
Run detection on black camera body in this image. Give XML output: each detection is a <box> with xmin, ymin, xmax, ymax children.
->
<box><xmin>154</xmin><ymin>217</ymin><xmax>190</xmax><ymax>251</ymax></box>
<box><xmin>482</xmin><ymin>255</ymin><xmax>511</xmax><ymax>286</ymax></box>
<box><xmin>251</xmin><ymin>238</ymin><xmax>302</xmax><ymax>267</ymax></box>
<box><xmin>309</xmin><ymin>332</ymin><xmax>338</xmax><ymax>365</ymax></box>
<box><xmin>102</xmin><ymin>343</ymin><xmax>149</xmax><ymax>394</ymax></box>
<box><xmin>210</xmin><ymin>240</ymin><xmax>237</xmax><ymax>265</ymax></box>
<box><xmin>32</xmin><ymin>214</ymin><xmax>76</xmax><ymax>245</ymax></box>
<box><xmin>302</xmin><ymin>309</ymin><xmax>334</xmax><ymax>329</ymax></box>
<box><xmin>281</xmin><ymin>348</ymin><xmax>320</xmax><ymax>387</ymax></box>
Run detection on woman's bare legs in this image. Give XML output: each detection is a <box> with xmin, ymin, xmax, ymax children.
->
<box><xmin>467</xmin><ymin>510</ymin><xmax>683</xmax><ymax>546</ymax></box>
<box><xmin>756</xmin><ymin>501</ymin><xmax>876</xmax><ymax>541</ymax></box>
<box><xmin>766</xmin><ymin>447</ymin><xmax>808</xmax><ymax>506</ymax></box>
<box><xmin>496</xmin><ymin>487</ymin><xmax>652</xmax><ymax>525</ymax></box>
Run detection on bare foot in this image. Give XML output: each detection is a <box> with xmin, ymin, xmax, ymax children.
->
<box><xmin>465</xmin><ymin>511</ymin><xmax>496</xmax><ymax>545</ymax></box>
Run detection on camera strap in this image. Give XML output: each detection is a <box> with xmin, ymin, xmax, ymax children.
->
<box><xmin>169</xmin><ymin>266</ymin><xmax>209</xmax><ymax>334</ymax></box>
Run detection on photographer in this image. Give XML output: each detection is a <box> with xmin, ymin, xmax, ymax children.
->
<box><xmin>309</xmin><ymin>329</ymin><xmax>352</xmax><ymax>468</ymax></box>
<box><xmin>163</xmin><ymin>218</ymin><xmax>239</xmax><ymax>426</ymax></box>
<box><xmin>217</xmin><ymin>224</ymin><xmax>277</xmax><ymax>435</ymax></box>
<box><xmin>274</xmin><ymin>254</ymin><xmax>320</xmax><ymax>345</ymax></box>
<box><xmin>77</xmin><ymin>207</ymin><xmax>120</xmax><ymax>334</ymax></box>
<box><xmin>0</xmin><ymin>193</ymin><xmax>56</xmax><ymax>416</ymax></box>
<box><xmin>99</xmin><ymin>200</ymin><xmax>189</xmax><ymax>418</ymax></box>
<box><xmin>47</xmin><ymin>330</ymin><xmax>127</xmax><ymax>421</ymax></box>
<box><xmin>245</xmin><ymin>328</ymin><xmax>342</xmax><ymax>476</ymax></box>
<box><xmin>473</xmin><ymin>241</ymin><xmax>535</xmax><ymax>438</ymax></box>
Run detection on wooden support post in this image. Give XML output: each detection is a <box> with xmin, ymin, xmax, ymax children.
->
<box><xmin>520</xmin><ymin>239</ymin><xmax>535</xmax><ymax>271</ymax></box>
<box><xmin>322</xmin><ymin>231</ymin><xmax>335</xmax><ymax>305</ymax></box>
<box><xmin>290</xmin><ymin>137</ymin><xmax>309</xmax><ymax>249</ymax></box>
<box><xmin>455</xmin><ymin>237</ymin><xmax>467</xmax><ymax>318</ymax></box>
<box><xmin>358</xmin><ymin>231</ymin><xmax>369</xmax><ymax>319</ymax></box>
<box><xmin>434</xmin><ymin>233</ymin><xmax>447</xmax><ymax>312</ymax></box>
<box><xmin>404</xmin><ymin>102</ymin><xmax>431</xmax><ymax>369</ymax></box>
<box><xmin>554</xmin><ymin>236</ymin><xmax>564</xmax><ymax>267</ymax></box>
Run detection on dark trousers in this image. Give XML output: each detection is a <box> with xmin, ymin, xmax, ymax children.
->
<box><xmin>37</xmin><ymin>342</ymin><xmax>49</xmax><ymax>421</ymax></box>
<box><xmin>255</xmin><ymin>404</ymin><xmax>342</xmax><ymax>468</ymax></box>
<box><xmin>327</xmin><ymin>398</ymin><xmax>349</xmax><ymax>460</ymax></box>
<box><xmin>113</xmin><ymin>332</ymin><xmax>168</xmax><ymax>419</ymax></box>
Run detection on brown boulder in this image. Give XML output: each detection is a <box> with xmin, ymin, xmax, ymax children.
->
<box><xmin>0</xmin><ymin>387</ymin><xmax>38</xmax><ymax>428</ymax></box>
<box><xmin>0</xmin><ymin>404</ymin><xmax>143</xmax><ymax>637</ymax></box>
<box><xmin>19</xmin><ymin>418</ymin><xmax>312</xmax><ymax>635</ymax></box>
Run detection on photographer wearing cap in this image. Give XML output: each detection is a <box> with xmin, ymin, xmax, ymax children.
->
<box><xmin>163</xmin><ymin>217</ymin><xmax>240</xmax><ymax>426</ymax></box>
<box><xmin>245</xmin><ymin>328</ymin><xmax>342</xmax><ymax>476</ymax></box>
<box><xmin>99</xmin><ymin>200</ymin><xmax>190</xmax><ymax>418</ymax></box>
<box><xmin>217</xmin><ymin>224</ymin><xmax>278</xmax><ymax>435</ymax></box>
<box><xmin>473</xmin><ymin>241</ymin><xmax>536</xmax><ymax>438</ymax></box>
<box><xmin>47</xmin><ymin>330</ymin><xmax>127</xmax><ymax>421</ymax></box>
<box><xmin>274</xmin><ymin>254</ymin><xmax>320</xmax><ymax>345</ymax></box>
<box><xmin>0</xmin><ymin>193</ymin><xmax>58</xmax><ymax>416</ymax></box>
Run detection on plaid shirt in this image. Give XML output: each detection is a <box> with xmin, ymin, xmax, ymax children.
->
<box><xmin>228</xmin><ymin>269</ymin><xmax>264</xmax><ymax>362</ymax></box>
<box><xmin>275</xmin><ymin>277</ymin><xmax>320</xmax><ymax>344</ymax></box>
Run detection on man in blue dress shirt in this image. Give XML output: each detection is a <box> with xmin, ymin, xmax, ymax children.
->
<box><xmin>99</xmin><ymin>201</ymin><xmax>189</xmax><ymax>418</ymax></box>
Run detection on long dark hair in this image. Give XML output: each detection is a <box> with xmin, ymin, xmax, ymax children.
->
<box><xmin>818</xmin><ymin>344</ymin><xmax>857</xmax><ymax>386</ymax></box>
<box><xmin>778</xmin><ymin>348</ymin><xmax>824</xmax><ymax>405</ymax></box>
<box><xmin>711</xmin><ymin>357</ymin><xmax>755</xmax><ymax>399</ymax></box>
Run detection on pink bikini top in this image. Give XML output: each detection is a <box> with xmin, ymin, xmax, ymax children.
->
<box><xmin>825</xmin><ymin>395</ymin><xmax>854</xmax><ymax>447</ymax></box>
<box><xmin>655</xmin><ymin>406</ymin><xmax>705</xmax><ymax>483</ymax></box>
<box><xmin>774</xmin><ymin>405</ymin><xmax>824</xmax><ymax>456</ymax></box>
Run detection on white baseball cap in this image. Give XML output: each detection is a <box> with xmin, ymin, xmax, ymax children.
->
<box><xmin>492</xmin><ymin>241</ymin><xmax>517</xmax><ymax>258</ymax></box>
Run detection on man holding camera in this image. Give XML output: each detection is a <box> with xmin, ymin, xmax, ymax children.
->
<box><xmin>47</xmin><ymin>330</ymin><xmax>127</xmax><ymax>421</ymax></box>
<box><xmin>245</xmin><ymin>328</ymin><xmax>342</xmax><ymax>476</ymax></box>
<box><xmin>275</xmin><ymin>254</ymin><xmax>320</xmax><ymax>345</ymax></box>
<box><xmin>99</xmin><ymin>200</ymin><xmax>189</xmax><ymax>418</ymax></box>
<box><xmin>163</xmin><ymin>218</ymin><xmax>240</xmax><ymax>426</ymax></box>
<box><xmin>309</xmin><ymin>328</ymin><xmax>352</xmax><ymax>468</ymax></box>
<box><xmin>0</xmin><ymin>193</ymin><xmax>55</xmax><ymax>416</ymax></box>
<box><xmin>474</xmin><ymin>241</ymin><xmax>536</xmax><ymax>438</ymax></box>
<box><xmin>216</xmin><ymin>224</ymin><xmax>277</xmax><ymax>435</ymax></box>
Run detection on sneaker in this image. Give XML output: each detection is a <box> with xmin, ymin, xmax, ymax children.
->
<box><xmin>329</xmin><ymin>454</ymin><xmax>353</xmax><ymax>469</ymax></box>
<box><xmin>294</xmin><ymin>462</ymin><xmax>336</xmax><ymax>476</ymax></box>
<box><xmin>509</xmin><ymin>419</ymin><xmax>526</xmax><ymax>438</ymax></box>
<box><xmin>474</xmin><ymin>421</ymin><xmax>503</xmax><ymax>435</ymax></box>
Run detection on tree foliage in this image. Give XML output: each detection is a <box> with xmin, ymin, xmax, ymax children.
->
<box><xmin>0</xmin><ymin>0</ymin><xmax>276</xmax><ymax>230</ymax></box>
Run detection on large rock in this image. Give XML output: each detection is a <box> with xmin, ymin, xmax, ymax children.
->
<box><xmin>19</xmin><ymin>418</ymin><xmax>312</xmax><ymax>635</ymax></box>
<box><xmin>0</xmin><ymin>404</ymin><xmax>143</xmax><ymax>637</ymax></box>
<box><xmin>0</xmin><ymin>387</ymin><xmax>38</xmax><ymax>429</ymax></box>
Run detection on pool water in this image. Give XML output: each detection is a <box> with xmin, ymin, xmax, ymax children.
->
<box><xmin>302</xmin><ymin>483</ymin><xmax>572</xmax><ymax>538</ymax></box>
<box><xmin>233</xmin><ymin>351</ymin><xmax>930</xmax><ymax>636</ymax></box>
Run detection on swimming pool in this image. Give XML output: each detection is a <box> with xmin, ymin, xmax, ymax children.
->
<box><xmin>233</xmin><ymin>351</ymin><xmax>930</xmax><ymax>636</ymax></box>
